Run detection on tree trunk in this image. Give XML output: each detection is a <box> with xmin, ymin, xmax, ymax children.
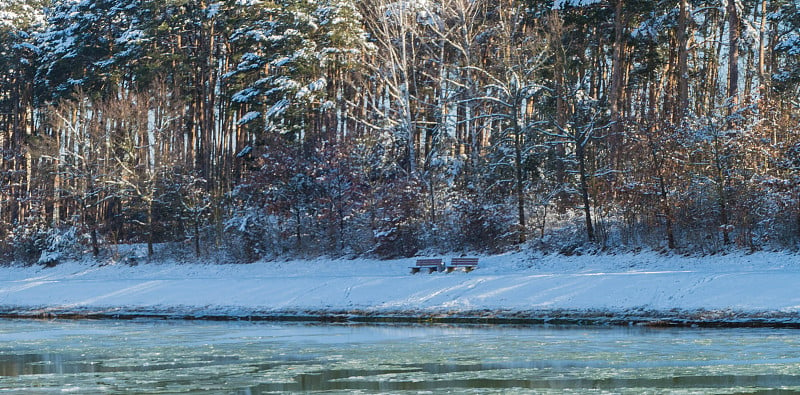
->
<box><xmin>676</xmin><ymin>0</ymin><xmax>690</xmax><ymax>123</ymax></box>
<box><xmin>147</xmin><ymin>199</ymin><xmax>154</xmax><ymax>257</ymax></box>
<box><xmin>796</xmin><ymin>193</ymin><xmax>800</xmax><ymax>240</ymax></box>
<box><xmin>713</xmin><ymin>137</ymin><xmax>731</xmax><ymax>245</ymax></box>
<box><xmin>91</xmin><ymin>227</ymin><xmax>100</xmax><ymax>257</ymax></box>
<box><xmin>577</xmin><ymin>144</ymin><xmax>594</xmax><ymax>242</ymax></box>
<box><xmin>295</xmin><ymin>208</ymin><xmax>302</xmax><ymax>250</ymax></box>
<box><xmin>514</xmin><ymin>117</ymin><xmax>527</xmax><ymax>244</ymax></box>
<box><xmin>428</xmin><ymin>180</ymin><xmax>436</xmax><ymax>225</ymax></box>
<box><xmin>758</xmin><ymin>0</ymin><xmax>769</xmax><ymax>94</ymax></box>
<box><xmin>194</xmin><ymin>216</ymin><xmax>201</xmax><ymax>257</ymax></box>
<box><xmin>659</xmin><ymin>175</ymin><xmax>676</xmax><ymax>249</ymax></box>
<box><xmin>539</xmin><ymin>205</ymin><xmax>547</xmax><ymax>239</ymax></box>
<box><xmin>608</xmin><ymin>0</ymin><xmax>626</xmax><ymax>148</ymax></box>
<box><xmin>726</xmin><ymin>0</ymin><xmax>740</xmax><ymax>110</ymax></box>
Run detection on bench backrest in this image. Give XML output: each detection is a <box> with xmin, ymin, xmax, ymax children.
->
<box><xmin>416</xmin><ymin>258</ymin><xmax>443</xmax><ymax>266</ymax></box>
<box><xmin>451</xmin><ymin>257</ymin><xmax>479</xmax><ymax>266</ymax></box>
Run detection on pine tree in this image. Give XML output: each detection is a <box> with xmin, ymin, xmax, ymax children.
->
<box><xmin>227</xmin><ymin>0</ymin><xmax>369</xmax><ymax>142</ymax></box>
<box><xmin>36</xmin><ymin>0</ymin><xmax>146</xmax><ymax>99</ymax></box>
<box><xmin>0</xmin><ymin>0</ymin><xmax>46</xmax><ymax>252</ymax></box>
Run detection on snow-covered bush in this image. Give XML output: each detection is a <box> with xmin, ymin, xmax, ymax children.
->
<box><xmin>10</xmin><ymin>225</ymin><xmax>43</xmax><ymax>264</ymax></box>
<box><xmin>12</xmin><ymin>226</ymin><xmax>82</xmax><ymax>266</ymax></box>
<box><xmin>224</xmin><ymin>210</ymin><xmax>286</xmax><ymax>262</ymax></box>
<box><xmin>371</xmin><ymin>221</ymin><xmax>421</xmax><ymax>258</ymax></box>
<box><xmin>366</xmin><ymin>175</ymin><xmax>427</xmax><ymax>258</ymax></box>
<box><xmin>456</xmin><ymin>201</ymin><xmax>515</xmax><ymax>253</ymax></box>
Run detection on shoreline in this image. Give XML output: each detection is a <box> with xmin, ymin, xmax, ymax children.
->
<box><xmin>4</xmin><ymin>307</ymin><xmax>800</xmax><ymax>328</ymax></box>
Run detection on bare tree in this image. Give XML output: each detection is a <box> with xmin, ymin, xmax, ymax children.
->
<box><xmin>358</xmin><ymin>0</ymin><xmax>429</xmax><ymax>175</ymax></box>
<box><xmin>546</xmin><ymin>93</ymin><xmax>612</xmax><ymax>243</ymax></box>
<box><xmin>418</xmin><ymin>0</ymin><xmax>550</xmax><ymax>244</ymax></box>
<box><xmin>47</xmin><ymin>92</ymin><xmax>116</xmax><ymax>256</ymax></box>
<box><xmin>106</xmin><ymin>80</ymin><xmax>182</xmax><ymax>257</ymax></box>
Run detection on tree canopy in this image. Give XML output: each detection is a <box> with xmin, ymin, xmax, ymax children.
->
<box><xmin>2</xmin><ymin>0</ymin><xmax>800</xmax><ymax>263</ymax></box>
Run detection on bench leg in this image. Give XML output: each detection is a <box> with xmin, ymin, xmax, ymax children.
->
<box><xmin>410</xmin><ymin>268</ymin><xmax>420</xmax><ymax>274</ymax></box>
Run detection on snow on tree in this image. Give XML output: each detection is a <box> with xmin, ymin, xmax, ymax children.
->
<box><xmin>35</xmin><ymin>0</ymin><xmax>147</xmax><ymax>99</ymax></box>
<box><xmin>226</xmin><ymin>0</ymin><xmax>370</xmax><ymax>141</ymax></box>
<box><xmin>772</xmin><ymin>1</ymin><xmax>800</xmax><ymax>93</ymax></box>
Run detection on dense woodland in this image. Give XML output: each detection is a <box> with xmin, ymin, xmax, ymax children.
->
<box><xmin>1</xmin><ymin>0</ymin><xmax>800</xmax><ymax>263</ymax></box>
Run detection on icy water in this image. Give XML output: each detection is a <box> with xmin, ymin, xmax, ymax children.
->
<box><xmin>2</xmin><ymin>320</ymin><xmax>800</xmax><ymax>394</ymax></box>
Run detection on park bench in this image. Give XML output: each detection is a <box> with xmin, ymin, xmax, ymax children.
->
<box><xmin>446</xmin><ymin>257</ymin><xmax>479</xmax><ymax>273</ymax></box>
<box><xmin>409</xmin><ymin>258</ymin><xmax>444</xmax><ymax>274</ymax></box>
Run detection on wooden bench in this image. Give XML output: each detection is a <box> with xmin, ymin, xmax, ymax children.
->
<box><xmin>446</xmin><ymin>257</ymin><xmax>479</xmax><ymax>273</ymax></box>
<box><xmin>409</xmin><ymin>258</ymin><xmax>444</xmax><ymax>274</ymax></box>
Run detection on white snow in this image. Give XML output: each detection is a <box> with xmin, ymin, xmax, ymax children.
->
<box><xmin>552</xmin><ymin>0</ymin><xmax>603</xmax><ymax>10</ymax></box>
<box><xmin>1</xmin><ymin>250</ymin><xmax>800</xmax><ymax>324</ymax></box>
<box><xmin>236</xmin><ymin>111</ymin><xmax>261</xmax><ymax>125</ymax></box>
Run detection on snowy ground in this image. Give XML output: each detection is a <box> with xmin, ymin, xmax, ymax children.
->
<box><xmin>2</xmin><ymin>251</ymin><xmax>800</xmax><ymax>326</ymax></box>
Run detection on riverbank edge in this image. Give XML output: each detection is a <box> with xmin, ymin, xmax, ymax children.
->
<box><xmin>3</xmin><ymin>307</ymin><xmax>800</xmax><ymax>328</ymax></box>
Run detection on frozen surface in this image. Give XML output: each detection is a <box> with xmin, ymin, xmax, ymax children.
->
<box><xmin>1</xmin><ymin>251</ymin><xmax>800</xmax><ymax>323</ymax></box>
<box><xmin>3</xmin><ymin>320</ymin><xmax>800</xmax><ymax>393</ymax></box>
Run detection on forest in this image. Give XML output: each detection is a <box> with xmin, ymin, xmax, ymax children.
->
<box><xmin>0</xmin><ymin>0</ymin><xmax>799</xmax><ymax>263</ymax></box>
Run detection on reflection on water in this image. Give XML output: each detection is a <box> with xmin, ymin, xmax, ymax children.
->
<box><xmin>1</xmin><ymin>319</ymin><xmax>800</xmax><ymax>393</ymax></box>
<box><xmin>0</xmin><ymin>352</ymin><xmax>243</xmax><ymax>377</ymax></box>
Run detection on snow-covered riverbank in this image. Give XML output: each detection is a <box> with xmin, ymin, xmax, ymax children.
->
<box><xmin>2</xmin><ymin>251</ymin><xmax>800</xmax><ymax>326</ymax></box>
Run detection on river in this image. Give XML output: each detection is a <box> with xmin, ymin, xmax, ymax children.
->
<box><xmin>2</xmin><ymin>319</ymin><xmax>800</xmax><ymax>393</ymax></box>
